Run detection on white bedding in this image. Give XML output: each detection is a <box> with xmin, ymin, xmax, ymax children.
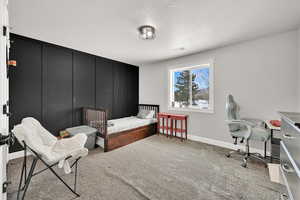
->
<box><xmin>107</xmin><ymin>116</ymin><xmax>157</xmax><ymax>134</ymax></box>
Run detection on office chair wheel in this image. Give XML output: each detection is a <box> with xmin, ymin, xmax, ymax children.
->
<box><xmin>241</xmin><ymin>158</ymin><xmax>247</xmax><ymax>168</ymax></box>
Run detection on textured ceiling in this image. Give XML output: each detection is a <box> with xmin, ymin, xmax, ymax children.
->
<box><xmin>9</xmin><ymin>0</ymin><xmax>300</xmax><ymax>65</ymax></box>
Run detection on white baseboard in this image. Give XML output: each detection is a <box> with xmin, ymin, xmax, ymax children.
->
<box><xmin>8</xmin><ymin>150</ymin><xmax>31</xmax><ymax>161</ymax></box>
<box><xmin>187</xmin><ymin>134</ymin><xmax>270</xmax><ymax>156</ymax></box>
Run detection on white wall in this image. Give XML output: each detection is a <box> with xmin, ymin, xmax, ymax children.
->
<box><xmin>298</xmin><ymin>28</ymin><xmax>300</xmax><ymax>111</ymax></box>
<box><xmin>140</xmin><ymin>30</ymin><xmax>298</xmax><ymax>150</ymax></box>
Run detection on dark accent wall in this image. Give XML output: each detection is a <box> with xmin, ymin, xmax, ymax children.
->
<box><xmin>112</xmin><ymin>63</ymin><xmax>139</xmax><ymax>119</ymax></box>
<box><xmin>73</xmin><ymin>52</ymin><xmax>95</xmax><ymax>126</ymax></box>
<box><xmin>95</xmin><ymin>57</ymin><xmax>114</xmax><ymax>119</ymax></box>
<box><xmin>42</xmin><ymin>44</ymin><xmax>73</xmax><ymax>134</ymax></box>
<box><xmin>9</xmin><ymin>34</ymin><xmax>139</xmax><ymax>152</ymax></box>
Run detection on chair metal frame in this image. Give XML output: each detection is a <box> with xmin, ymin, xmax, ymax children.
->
<box><xmin>17</xmin><ymin>141</ymin><xmax>81</xmax><ymax>200</ymax></box>
<box><xmin>226</xmin><ymin>136</ymin><xmax>268</xmax><ymax>168</ymax></box>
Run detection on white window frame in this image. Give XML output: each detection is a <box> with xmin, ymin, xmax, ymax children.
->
<box><xmin>168</xmin><ymin>61</ymin><xmax>214</xmax><ymax>113</ymax></box>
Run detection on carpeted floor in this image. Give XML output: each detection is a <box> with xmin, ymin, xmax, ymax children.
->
<box><xmin>7</xmin><ymin>135</ymin><xmax>284</xmax><ymax>200</ymax></box>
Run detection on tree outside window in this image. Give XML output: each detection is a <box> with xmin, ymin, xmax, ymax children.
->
<box><xmin>169</xmin><ymin>63</ymin><xmax>213</xmax><ymax>112</ymax></box>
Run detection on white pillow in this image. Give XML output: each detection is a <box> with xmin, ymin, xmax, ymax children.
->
<box><xmin>146</xmin><ymin>110</ymin><xmax>155</xmax><ymax>119</ymax></box>
<box><xmin>137</xmin><ymin>110</ymin><xmax>155</xmax><ymax>119</ymax></box>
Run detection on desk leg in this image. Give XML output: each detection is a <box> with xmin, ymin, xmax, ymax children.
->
<box><xmin>174</xmin><ymin>120</ymin><xmax>177</xmax><ymax>138</ymax></box>
<box><xmin>185</xmin><ymin>118</ymin><xmax>187</xmax><ymax>140</ymax></box>
<box><xmin>181</xmin><ymin>120</ymin><xmax>183</xmax><ymax>142</ymax></box>
<box><xmin>264</xmin><ymin>141</ymin><xmax>267</xmax><ymax>158</ymax></box>
<box><xmin>157</xmin><ymin>117</ymin><xmax>160</xmax><ymax>135</ymax></box>
<box><xmin>166</xmin><ymin>118</ymin><xmax>169</xmax><ymax>138</ymax></box>
<box><xmin>270</xmin><ymin>130</ymin><xmax>273</xmax><ymax>163</ymax></box>
<box><xmin>170</xmin><ymin>119</ymin><xmax>173</xmax><ymax>138</ymax></box>
<box><xmin>162</xmin><ymin>118</ymin><xmax>165</xmax><ymax>136</ymax></box>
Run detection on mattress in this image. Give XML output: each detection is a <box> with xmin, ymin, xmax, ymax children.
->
<box><xmin>107</xmin><ymin>116</ymin><xmax>157</xmax><ymax>134</ymax></box>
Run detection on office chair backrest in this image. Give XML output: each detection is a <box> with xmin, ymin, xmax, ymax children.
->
<box><xmin>225</xmin><ymin>94</ymin><xmax>240</xmax><ymax>131</ymax></box>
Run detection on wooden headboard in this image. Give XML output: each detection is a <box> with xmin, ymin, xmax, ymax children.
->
<box><xmin>138</xmin><ymin>104</ymin><xmax>160</xmax><ymax>118</ymax></box>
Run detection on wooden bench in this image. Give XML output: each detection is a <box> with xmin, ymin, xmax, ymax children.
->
<box><xmin>157</xmin><ymin>113</ymin><xmax>188</xmax><ymax>141</ymax></box>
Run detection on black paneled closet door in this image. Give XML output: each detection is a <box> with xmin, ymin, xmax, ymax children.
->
<box><xmin>95</xmin><ymin>57</ymin><xmax>113</xmax><ymax>119</ymax></box>
<box><xmin>127</xmin><ymin>65</ymin><xmax>139</xmax><ymax>116</ymax></box>
<box><xmin>113</xmin><ymin>63</ymin><xmax>139</xmax><ymax>118</ymax></box>
<box><xmin>73</xmin><ymin>52</ymin><xmax>95</xmax><ymax>126</ymax></box>
<box><xmin>9</xmin><ymin>36</ymin><xmax>42</xmax><ymax>152</ymax></box>
<box><xmin>42</xmin><ymin>45</ymin><xmax>73</xmax><ymax>135</ymax></box>
<box><xmin>112</xmin><ymin>62</ymin><xmax>127</xmax><ymax>118</ymax></box>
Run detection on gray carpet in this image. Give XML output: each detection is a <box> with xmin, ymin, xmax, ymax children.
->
<box><xmin>7</xmin><ymin>135</ymin><xmax>284</xmax><ymax>200</ymax></box>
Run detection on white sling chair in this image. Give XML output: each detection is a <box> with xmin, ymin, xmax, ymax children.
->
<box><xmin>12</xmin><ymin>117</ymin><xmax>88</xmax><ymax>200</ymax></box>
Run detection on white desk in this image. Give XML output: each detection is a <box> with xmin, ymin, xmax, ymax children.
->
<box><xmin>264</xmin><ymin>120</ymin><xmax>281</xmax><ymax>132</ymax></box>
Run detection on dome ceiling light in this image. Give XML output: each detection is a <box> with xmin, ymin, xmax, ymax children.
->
<box><xmin>138</xmin><ymin>25</ymin><xmax>156</xmax><ymax>40</ymax></box>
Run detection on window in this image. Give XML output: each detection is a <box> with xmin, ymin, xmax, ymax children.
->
<box><xmin>169</xmin><ymin>62</ymin><xmax>214</xmax><ymax>113</ymax></box>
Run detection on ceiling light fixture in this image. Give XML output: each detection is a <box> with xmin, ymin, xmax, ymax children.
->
<box><xmin>138</xmin><ymin>25</ymin><xmax>156</xmax><ymax>40</ymax></box>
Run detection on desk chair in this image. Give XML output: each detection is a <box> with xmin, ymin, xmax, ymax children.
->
<box><xmin>225</xmin><ymin>94</ymin><xmax>270</xmax><ymax>167</ymax></box>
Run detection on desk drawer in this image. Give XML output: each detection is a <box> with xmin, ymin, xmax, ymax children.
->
<box><xmin>280</xmin><ymin>142</ymin><xmax>300</xmax><ymax>200</ymax></box>
<box><xmin>281</xmin><ymin>119</ymin><xmax>300</xmax><ymax>168</ymax></box>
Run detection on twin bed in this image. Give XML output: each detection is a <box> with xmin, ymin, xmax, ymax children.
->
<box><xmin>83</xmin><ymin>104</ymin><xmax>159</xmax><ymax>152</ymax></box>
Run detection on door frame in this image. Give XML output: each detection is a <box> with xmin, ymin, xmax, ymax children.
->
<box><xmin>0</xmin><ymin>0</ymin><xmax>9</xmax><ymax>199</ymax></box>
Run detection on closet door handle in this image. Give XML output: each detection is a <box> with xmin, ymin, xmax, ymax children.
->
<box><xmin>0</xmin><ymin>132</ymin><xmax>15</xmax><ymax>146</ymax></box>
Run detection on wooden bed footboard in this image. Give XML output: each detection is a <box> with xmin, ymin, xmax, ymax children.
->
<box><xmin>82</xmin><ymin>107</ymin><xmax>108</xmax><ymax>137</ymax></box>
<box><xmin>83</xmin><ymin>104</ymin><xmax>159</xmax><ymax>152</ymax></box>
